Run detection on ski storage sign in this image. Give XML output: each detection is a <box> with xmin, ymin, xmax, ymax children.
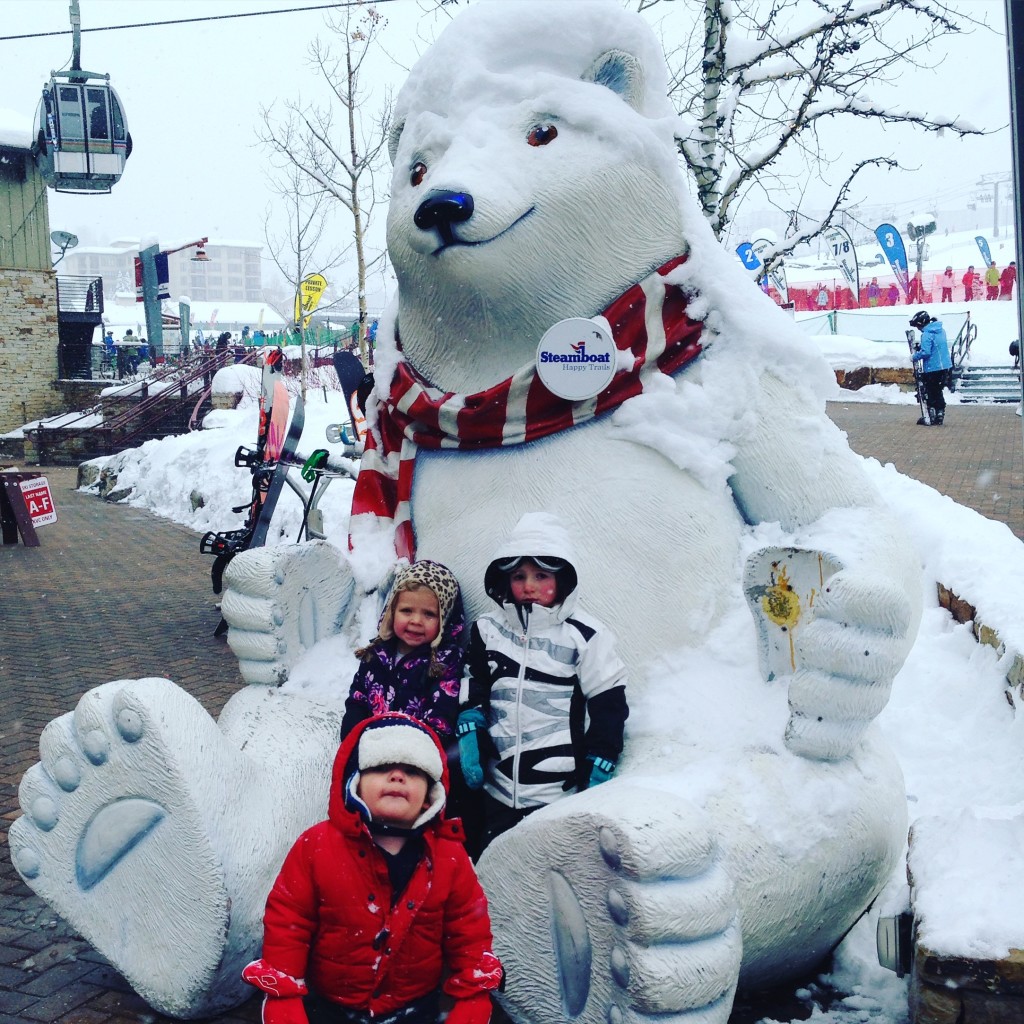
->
<box><xmin>19</xmin><ymin>477</ymin><xmax>57</xmax><ymax>527</ymax></box>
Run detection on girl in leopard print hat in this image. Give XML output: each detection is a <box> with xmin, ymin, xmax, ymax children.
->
<box><xmin>341</xmin><ymin>561</ymin><xmax>467</xmax><ymax>743</ymax></box>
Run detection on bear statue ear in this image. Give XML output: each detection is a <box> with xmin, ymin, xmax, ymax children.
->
<box><xmin>388</xmin><ymin>117</ymin><xmax>405</xmax><ymax>165</ymax></box>
<box><xmin>583</xmin><ymin>49</ymin><xmax>645</xmax><ymax>112</ymax></box>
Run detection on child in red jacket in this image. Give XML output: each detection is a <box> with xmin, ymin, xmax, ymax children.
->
<box><xmin>242</xmin><ymin>713</ymin><xmax>503</xmax><ymax>1024</ymax></box>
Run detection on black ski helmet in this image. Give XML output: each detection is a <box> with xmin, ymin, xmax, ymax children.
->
<box><xmin>909</xmin><ymin>310</ymin><xmax>932</xmax><ymax>330</ymax></box>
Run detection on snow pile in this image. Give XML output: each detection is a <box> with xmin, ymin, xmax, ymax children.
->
<box><xmin>909</xmin><ymin>809</ymin><xmax>1024</xmax><ymax>959</ymax></box>
<box><xmin>0</xmin><ymin>106</ymin><xmax>32</xmax><ymax>150</ymax></box>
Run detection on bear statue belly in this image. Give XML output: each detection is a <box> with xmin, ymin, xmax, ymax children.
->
<box><xmin>412</xmin><ymin>417</ymin><xmax>744</xmax><ymax>671</ymax></box>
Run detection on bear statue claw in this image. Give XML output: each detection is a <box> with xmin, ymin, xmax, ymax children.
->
<box><xmin>222</xmin><ymin>540</ymin><xmax>355</xmax><ymax>685</ymax></box>
<box><xmin>477</xmin><ymin>784</ymin><xmax>741</xmax><ymax>1024</ymax></box>
<box><xmin>744</xmin><ymin>548</ymin><xmax>914</xmax><ymax>761</ymax></box>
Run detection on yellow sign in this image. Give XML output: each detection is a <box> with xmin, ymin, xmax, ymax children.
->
<box><xmin>293</xmin><ymin>273</ymin><xmax>328</xmax><ymax>329</ymax></box>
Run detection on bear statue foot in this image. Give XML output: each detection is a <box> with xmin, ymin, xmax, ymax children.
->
<box><xmin>221</xmin><ymin>539</ymin><xmax>355</xmax><ymax>685</ymax></box>
<box><xmin>9</xmin><ymin>678</ymin><xmax>342</xmax><ymax>1018</ymax></box>
<box><xmin>476</xmin><ymin>784</ymin><xmax>741</xmax><ymax>1024</ymax></box>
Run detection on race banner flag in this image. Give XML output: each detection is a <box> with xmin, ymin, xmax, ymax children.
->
<box><xmin>134</xmin><ymin>256</ymin><xmax>143</xmax><ymax>301</ymax></box>
<box><xmin>824</xmin><ymin>226</ymin><xmax>860</xmax><ymax>304</ymax></box>
<box><xmin>752</xmin><ymin>237</ymin><xmax>789</xmax><ymax>302</ymax></box>
<box><xmin>294</xmin><ymin>273</ymin><xmax>329</xmax><ymax>329</ymax></box>
<box><xmin>735</xmin><ymin>242</ymin><xmax>762</xmax><ymax>276</ymax></box>
<box><xmin>975</xmin><ymin>235</ymin><xmax>993</xmax><ymax>268</ymax></box>
<box><xmin>155</xmin><ymin>253</ymin><xmax>171</xmax><ymax>300</ymax></box>
<box><xmin>875</xmin><ymin>223</ymin><xmax>910</xmax><ymax>297</ymax></box>
<box><xmin>179</xmin><ymin>300</ymin><xmax>191</xmax><ymax>351</ymax></box>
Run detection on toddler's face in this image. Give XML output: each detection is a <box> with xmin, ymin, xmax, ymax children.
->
<box><xmin>509</xmin><ymin>560</ymin><xmax>558</xmax><ymax>607</ymax></box>
<box><xmin>358</xmin><ymin>764</ymin><xmax>431</xmax><ymax>827</ymax></box>
<box><xmin>392</xmin><ymin>588</ymin><xmax>441</xmax><ymax>653</ymax></box>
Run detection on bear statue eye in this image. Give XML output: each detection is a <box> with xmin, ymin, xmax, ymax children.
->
<box><xmin>410</xmin><ymin>161</ymin><xmax>427</xmax><ymax>187</ymax></box>
<box><xmin>527</xmin><ymin>123</ymin><xmax>558</xmax><ymax>147</ymax></box>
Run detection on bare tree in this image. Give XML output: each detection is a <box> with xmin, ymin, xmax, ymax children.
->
<box><xmin>641</xmin><ymin>0</ymin><xmax>992</xmax><ymax>262</ymax></box>
<box><xmin>261</xmin><ymin>160</ymin><xmax>353</xmax><ymax>326</ymax></box>
<box><xmin>257</xmin><ymin>2</ymin><xmax>391</xmax><ymax>365</ymax></box>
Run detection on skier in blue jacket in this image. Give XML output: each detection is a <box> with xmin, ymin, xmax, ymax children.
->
<box><xmin>909</xmin><ymin>309</ymin><xmax>952</xmax><ymax>425</ymax></box>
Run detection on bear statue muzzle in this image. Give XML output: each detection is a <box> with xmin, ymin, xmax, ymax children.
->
<box><xmin>414</xmin><ymin>189</ymin><xmax>475</xmax><ymax>248</ymax></box>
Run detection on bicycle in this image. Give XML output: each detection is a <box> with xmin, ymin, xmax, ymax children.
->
<box><xmin>97</xmin><ymin>350</ymin><xmax>117</xmax><ymax>380</ymax></box>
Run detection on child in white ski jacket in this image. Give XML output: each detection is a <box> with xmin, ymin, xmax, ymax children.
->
<box><xmin>456</xmin><ymin>511</ymin><xmax>628</xmax><ymax>853</ymax></box>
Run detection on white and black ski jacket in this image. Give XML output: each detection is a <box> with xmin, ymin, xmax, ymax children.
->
<box><xmin>463</xmin><ymin>512</ymin><xmax>628</xmax><ymax>810</ymax></box>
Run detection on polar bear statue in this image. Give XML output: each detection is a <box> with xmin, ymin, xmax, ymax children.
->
<box><xmin>9</xmin><ymin>3</ymin><xmax>920</xmax><ymax>1022</ymax></box>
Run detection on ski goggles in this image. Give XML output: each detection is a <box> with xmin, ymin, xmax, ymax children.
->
<box><xmin>495</xmin><ymin>555</ymin><xmax>566</xmax><ymax>573</ymax></box>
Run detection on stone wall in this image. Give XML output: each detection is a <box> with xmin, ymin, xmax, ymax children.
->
<box><xmin>835</xmin><ymin>367</ymin><xmax>915</xmax><ymax>390</ymax></box>
<box><xmin>0</xmin><ymin>268</ymin><xmax>60</xmax><ymax>435</ymax></box>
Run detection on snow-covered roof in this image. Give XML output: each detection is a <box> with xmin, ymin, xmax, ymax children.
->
<box><xmin>0</xmin><ymin>107</ymin><xmax>33</xmax><ymax>151</ymax></box>
<box><xmin>67</xmin><ymin>239</ymin><xmax>262</xmax><ymax>256</ymax></box>
<box><xmin>175</xmin><ymin>300</ymin><xmax>287</xmax><ymax>328</ymax></box>
<box><xmin>207</xmin><ymin>239</ymin><xmax>263</xmax><ymax>250</ymax></box>
<box><xmin>61</xmin><ymin>245</ymin><xmax>139</xmax><ymax>257</ymax></box>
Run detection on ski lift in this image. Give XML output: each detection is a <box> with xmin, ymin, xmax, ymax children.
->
<box><xmin>33</xmin><ymin>0</ymin><xmax>132</xmax><ymax>194</ymax></box>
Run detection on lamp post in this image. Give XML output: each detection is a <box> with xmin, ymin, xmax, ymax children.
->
<box><xmin>1005</xmin><ymin>0</ymin><xmax>1024</xmax><ymax>490</ymax></box>
<box><xmin>139</xmin><ymin>237</ymin><xmax>209</xmax><ymax>360</ymax></box>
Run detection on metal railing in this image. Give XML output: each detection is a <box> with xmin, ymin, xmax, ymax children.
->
<box><xmin>27</xmin><ymin>349</ymin><xmax>263</xmax><ymax>462</ymax></box>
<box><xmin>56</xmin><ymin>275</ymin><xmax>104</xmax><ymax>314</ymax></box>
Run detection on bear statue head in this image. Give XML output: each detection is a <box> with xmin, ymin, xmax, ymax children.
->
<box><xmin>386</xmin><ymin>1</ymin><xmax>689</xmax><ymax>394</ymax></box>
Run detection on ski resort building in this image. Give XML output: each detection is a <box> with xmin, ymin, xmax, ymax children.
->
<box><xmin>0</xmin><ymin>117</ymin><xmax>62</xmax><ymax>437</ymax></box>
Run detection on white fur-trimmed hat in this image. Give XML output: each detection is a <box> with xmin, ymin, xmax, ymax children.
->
<box><xmin>357</xmin><ymin>718</ymin><xmax>443</xmax><ymax>781</ymax></box>
<box><xmin>346</xmin><ymin>716</ymin><xmax>447</xmax><ymax>830</ymax></box>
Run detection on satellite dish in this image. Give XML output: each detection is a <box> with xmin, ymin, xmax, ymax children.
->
<box><xmin>51</xmin><ymin>230</ymin><xmax>79</xmax><ymax>249</ymax></box>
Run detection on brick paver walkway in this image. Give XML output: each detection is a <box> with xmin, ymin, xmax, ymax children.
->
<box><xmin>0</xmin><ymin>402</ymin><xmax>1021</xmax><ymax>1022</ymax></box>
<box><xmin>0</xmin><ymin>467</ymin><xmax>257</xmax><ymax>1024</ymax></box>
<box><xmin>828</xmin><ymin>401</ymin><xmax>1024</xmax><ymax>539</ymax></box>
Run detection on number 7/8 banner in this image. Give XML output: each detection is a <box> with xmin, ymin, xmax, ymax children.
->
<box><xmin>823</xmin><ymin>226</ymin><xmax>860</xmax><ymax>304</ymax></box>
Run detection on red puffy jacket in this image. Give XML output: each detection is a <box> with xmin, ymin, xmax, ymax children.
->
<box><xmin>260</xmin><ymin>714</ymin><xmax>502</xmax><ymax>1018</ymax></box>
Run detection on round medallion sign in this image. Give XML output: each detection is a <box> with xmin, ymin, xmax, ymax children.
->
<box><xmin>535</xmin><ymin>318</ymin><xmax>617</xmax><ymax>401</ymax></box>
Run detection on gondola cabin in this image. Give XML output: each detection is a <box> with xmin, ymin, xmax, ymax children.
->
<box><xmin>34</xmin><ymin>74</ymin><xmax>132</xmax><ymax>193</ymax></box>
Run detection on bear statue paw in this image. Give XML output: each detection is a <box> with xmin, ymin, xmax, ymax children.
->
<box><xmin>221</xmin><ymin>539</ymin><xmax>355</xmax><ymax>685</ymax></box>
<box><xmin>477</xmin><ymin>784</ymin><xmax>741</xmax><ymax>1024</ymax></box>
<box><xmin>786</xmin><ymin>568</ymin><xmax>914</xmax><ymax>760</ymax></box>
<box><xmin>744</xmin><ymin>548</ymin><xmax>913</xmax><ymax>762</ymax></box>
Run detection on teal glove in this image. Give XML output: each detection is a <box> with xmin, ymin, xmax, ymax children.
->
<box><xmin>457</xmin><ymin>708</ymin><xmax>487</xmax><ymax>790</ymax></box>
<box><xmin>582</xmin><ymin>755</ymin><xmax>616</xmax><ymax>790</ymax></box>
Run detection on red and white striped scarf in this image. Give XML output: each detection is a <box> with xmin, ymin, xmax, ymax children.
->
<box><xmin>350</xmin><ymin>254</ymin><xmax>703</xmax><ymax>560</ymax></box>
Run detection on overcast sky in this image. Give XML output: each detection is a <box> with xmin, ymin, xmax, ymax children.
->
<box><xmin>0</xmin><ymin>0</ymin><xmax>1013</xmax><ymax>309</ymax></box>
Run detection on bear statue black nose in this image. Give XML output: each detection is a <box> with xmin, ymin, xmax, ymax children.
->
<box><xmin>414</xmin><ymin>190</ymin><xmax>475</xmax><ymax>234</ymax></box>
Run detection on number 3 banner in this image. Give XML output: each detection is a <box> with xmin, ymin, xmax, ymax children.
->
<box><xmin>874</xmin><ymin>223</ymin><xmax>910</xmax><ymax>299</ymax></box>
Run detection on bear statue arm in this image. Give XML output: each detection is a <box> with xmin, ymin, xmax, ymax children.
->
<box><xmin>731</xmin><ymin>372</ymin><xmax>923</xmax><ymax>761</ymax></box>
<box><xmin>728</xmin><ymin>372</ymin><xmax>919</xmax><ymax>587</ymax></box>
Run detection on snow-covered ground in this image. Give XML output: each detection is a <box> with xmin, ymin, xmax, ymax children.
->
<box><xmin>10</xmin><ymin>266</ymin><xmax>1024</xmax><ymax>1024</ymax></box>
